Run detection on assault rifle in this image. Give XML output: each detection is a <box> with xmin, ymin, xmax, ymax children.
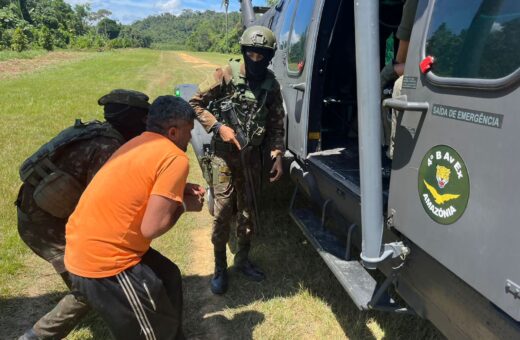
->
<box><xmin>219</xmin><ymin>100</ymin><xmax>261</xmax><ymax>233</ymax></box>
<box><xmin>219</xmin><ymin>100</ymin><xmax>248</xmax><ymax>149</ymax></box>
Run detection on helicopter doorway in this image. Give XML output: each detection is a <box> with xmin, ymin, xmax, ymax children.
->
<box><xmin>305</xmin><ymin>0</ymin><xmax>394</xmax><ymax>206</ymax></box>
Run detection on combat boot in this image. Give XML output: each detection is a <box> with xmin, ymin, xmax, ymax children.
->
<box><xmin>233</xmin><ymin>243</ymin><xmax>265</xmax><ymax>282</ymax></box>
<box><xmin>18</xmin><ymin>328</ymin><xmax>39</xmax><ymax>340</ymax></box>
<box><xmin>210</xmin><ymin>250</ymin><xmax>228</xmax><ymax>295</ymax></box>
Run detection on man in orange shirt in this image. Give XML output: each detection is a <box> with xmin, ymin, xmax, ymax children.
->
<box><xmin>64</xmin><ymin>96</ymin><xmax>204</xmax><ymax>340</ymax></box>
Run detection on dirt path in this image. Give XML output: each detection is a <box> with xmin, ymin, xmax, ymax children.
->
<box><xmin>144</xmin><ymin>51</ymin><xmax>176</xmax><ymax>95</ymax></box>
<box><xmin>183</xmin><ymin>204</ymin><xmax>230</xmax><ymax>339</ymax></box>
<box><xmin>0</xmin><ymin>51</ymin><xmax>93</xmax><ymax>79</ymax></box>
<box><xmin>177</xmin><ymin>52</ymin><xmax>219</xmax><ymax>69</ymax></box>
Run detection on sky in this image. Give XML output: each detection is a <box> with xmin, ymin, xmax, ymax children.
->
<box><xmin>64</xmin><ymin>0</ymin><xmax>269</xmax><ymax>24</ymax></box>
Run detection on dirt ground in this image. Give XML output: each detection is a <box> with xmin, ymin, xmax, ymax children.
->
<box><xmin>177</xmin><ymin>52</ymin><xmax>220</xmax><ymax>69</ymax></box>
<box><xmin>183</xmin><ymin>212</ymin><xmax>230</xmax><ymax>339</ymax></box>
<box><xmin>2</xmin><ymin>254</ymin><xmax>65</xmax><ymax>339</ymax></box>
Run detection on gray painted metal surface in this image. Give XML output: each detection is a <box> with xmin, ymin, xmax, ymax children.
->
<box><xmin>290</xmin><ymin>206</ymin><xmax>377</xmax><ymax>310</ymax></box>
<box><xmin>353</xmin><ymin>0</ymin><xmax>386</xmax><ymax>269</ymax></box>
<box><xmin>388</xmin><ymin>0</ymin><xmax>520</xmax><ymax>322</ymax></box>
<box><xmin>239</xmin><ymin>0</ymin><xmax>256</xmax><ymax>28</ymax></box>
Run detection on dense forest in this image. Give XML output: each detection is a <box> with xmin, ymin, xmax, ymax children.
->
<box><xmin>130</xmin><ymin>10</ymin><xmax>243</xmax><ymax>53</ymax></box>
<box><xmin>0</xmin><ymin>0</ymin><xmax>152</xmax><ymax>51</ymax></box>
<box><xmin>0</xmin><ymin>0</ymin><xmax>274</xmax><ymax>53</ymax></box>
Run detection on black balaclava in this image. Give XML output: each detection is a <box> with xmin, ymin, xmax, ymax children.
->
<box><xmin>243</xmin><ymin>46</ymin><xmax>273</xmax><ymax>87</ymax></box>
<box><xmin>104</xmin><ymin>103</ymin><xmax>148</xmax><ymax>141</ymax></box>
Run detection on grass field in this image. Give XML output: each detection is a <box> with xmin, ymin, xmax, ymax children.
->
<box><xmin>0</xmin><ymin>49</ymin><xmax>48</xmax><ymax>61</ymax></box>
<box><xmin>0</xmin><ymin>49</ymin><xmax>443</xmax><ymax>339</ymax></box>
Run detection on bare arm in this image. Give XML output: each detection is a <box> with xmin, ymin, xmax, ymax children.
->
<box><xmin>395</xmin><ymin>40</ymin><xmax>410</xmax><ymax>65</ymax></box>
<box><xmin>141</xmin><ymin>195</ymin><xmax>183</xmax><ymax>240</ymax></box>
<box><xmin>141</xmin><ymin>184</ymin><xmax>206</xmax><ymax>240</ymax></box>
<box><xmin>394</xmin><ymin>40</ymin><xmax>409</xmax><ymax>76</ymax></box>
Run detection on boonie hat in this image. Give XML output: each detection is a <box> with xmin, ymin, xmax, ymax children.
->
<box><xmin>98</xmin><ymin>89</ymin><xmax>150</xmax><ymax>109</ymax></box>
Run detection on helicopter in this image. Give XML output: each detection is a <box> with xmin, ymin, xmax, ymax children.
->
<box><xmin>178</xmin><ymin>0</ymin><xmax>520</xmax><ymax>338</ymax></box>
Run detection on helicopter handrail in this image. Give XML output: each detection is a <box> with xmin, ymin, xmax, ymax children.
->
<box><xmin>383</xmin><ymin>97</ymin><xmax>429</xmax><ymax>112</ymax></box>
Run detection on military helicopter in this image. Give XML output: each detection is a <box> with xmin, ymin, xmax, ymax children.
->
<box><xmin>178</xmin><ymin>0</ymin><xmax>520</xmax><ymax>338</ymax></box>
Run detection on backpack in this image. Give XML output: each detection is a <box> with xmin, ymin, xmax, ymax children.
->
<box><xmin>19</xmin><ymin>119</ymin><xmax>124</xmax><ymax>218</ymax></box>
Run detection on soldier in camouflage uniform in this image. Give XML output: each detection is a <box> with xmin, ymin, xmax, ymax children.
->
<box><xmin>380</xmin><ymin>0</ymin><xmax>419</xmax><ymax>159</ymax></box>
<box><xmin>16</xmin><ymin>89</ymin><xmax>150</xmax><ymax>340</ymax></box>
<box><xmin>189</xmin><ymin>26</ymin><xmax>285</xmax><ymax>295</ymax></box>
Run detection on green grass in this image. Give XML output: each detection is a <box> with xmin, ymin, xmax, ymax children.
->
<box><xmin>0</xmin><ymin>49</ymin><xmax>443</xmax><ymax>339</ymax></box>
<box><xmin>150</xmin><ymin>43</ymin><xmax>186</xmax><ymax>50</ymax></box>
<box><xmin>0</xmin><ymin>49</ymin><xmax>48</xmax><ymax>61</ymax></box>
<box><xmin>0</xmin><ymin>49</ymin><xmax>222</xmax><ymax>291</ymax></box>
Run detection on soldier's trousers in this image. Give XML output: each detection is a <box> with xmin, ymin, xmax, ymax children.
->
<box><xmin>382</xmin><ymin>75</ymin><xmax>403</xmax><ymax>159</ymax></box>
<box><xmin>16</xmin><ymin>186</ymin><xmax>90</xmax><ymax>339</ymax></box>
<box><xmin>210</xmin><ymin>145</ymin><xmax>261</xmax><ymax>251</ymax></box>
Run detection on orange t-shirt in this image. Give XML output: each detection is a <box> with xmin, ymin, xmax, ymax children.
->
<box><xmin>64</xmin><ymin>132</ymin><xmax>189</xmax><ymax>278</ymax></box>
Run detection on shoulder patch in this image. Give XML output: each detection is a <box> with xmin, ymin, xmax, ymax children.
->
<box><xmin>223</xmin><ymin>65</ymin><xmax>233</xmax><ymax>85</ymax></box>
<box><xmin>213</xmin><ymin>68</ymin><xmax>224</xmax><ymax>82</ymax></box>
<box><xmin>198</xmin><ymin>68</ymin><xmax>224</xmax><ymax>93</ymax></box>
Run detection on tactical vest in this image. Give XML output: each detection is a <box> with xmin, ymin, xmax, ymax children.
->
<box><xmin>19</xmin><ymin>119</ymin><xmax>124</xmax><ymax>218</ymax></box>
<box><xmin>213</xmin><ymin>59</ymin><xmax>274</xmax><ymax>146</ymax></box>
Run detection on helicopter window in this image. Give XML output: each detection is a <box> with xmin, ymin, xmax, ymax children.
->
<box><xmin>287</xmin><ymin>1</ymin><xmax>314</xmax><ymax>74</ymax></box>
<box><xmin>279</xmin><ymin>0</ymin><xmax>297</xmax><ymax>51</ymax></box>
<box><xmin>426</xmin><ymin>0</ymin><xmax>520</xmax><ymax>79</ymax></box>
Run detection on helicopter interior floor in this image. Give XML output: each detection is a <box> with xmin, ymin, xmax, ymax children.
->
<box><xmin>307</xmin><ymin>145</ymin><xmax>391</xmax><ymax>200</ymax></box>
<box><xmin>309</xmin><ymin>2</ymin><xmax>391</xmax><ymax>199</ymax></box>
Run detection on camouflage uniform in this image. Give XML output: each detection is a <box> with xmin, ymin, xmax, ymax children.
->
<box><xmin>382</xmin><ymin>0</ymin><xmax>419</xmax><ymax>159</ymax></box>
<box><xmin>190</xmin><ymin>61</ymin><xmax>285</xmax><ymax>252</ymax></box>
<box><xmin>15</xmin><ymin>128</ymin><xmax>124</xmax><ymax>339</ymax></box>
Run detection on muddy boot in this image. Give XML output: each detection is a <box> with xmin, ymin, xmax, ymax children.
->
<box><xmin>210</xmin><ymin>250</ymin><xmax>228</xmax><ymax>295</ymax></box>
<box><xmin>234</xmin><ymin>244</ymin><xmax>265</xmax><ymax>282</ymax></box>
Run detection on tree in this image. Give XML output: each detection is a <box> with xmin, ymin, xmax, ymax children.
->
<box><xmin>39</xmin><ymin>25</ymin><xmax>53</xmax><ymax>50</ymax></box>
<box><xmin>89</xmin><ymin>8</ymin><xmax>111</xmax><ymax>24</ymax></box>
<box><xmin>266</xmin><ymin>0</ymin><xmax>278</xmax><ymax>6</ymax></box>
<box><xmin>97</xmin><ymin>18</ymin><xmax>120</xmax><ymax>39</ymax></box>
<box><xmin>73</xmin><ymin>3</ymin><xmax>90</xmax><ymax>35</ymax></box>
<box><xmin>221</xmin><ymin>0</ymin><xmax>229</xmax><ymax>52</ymax></box>
<box><xmin>12</xmin><ymin>27</ymin><xmax>29</xmax><ymax>51</ymax></box>
<box><xmin>18</xmin><ymin>0</ymin><xmax>32</xmax><ymax>23</ymax></box>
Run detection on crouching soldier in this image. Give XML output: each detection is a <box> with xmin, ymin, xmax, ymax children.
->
<box><xmin>16</xmin><ymin>89</ymin><xmax>150</xmax><ymax>340</ymax></box>
<box><xmin>65</xmin><ymin>96</ymin><xmax>204</xmax><ymax>340</ymax></box>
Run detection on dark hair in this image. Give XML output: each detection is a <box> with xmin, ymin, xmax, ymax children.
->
<box><xmin>146</xmin><ymin>96</ymin><xmax>195</xmax><ymax>135</ymax></box>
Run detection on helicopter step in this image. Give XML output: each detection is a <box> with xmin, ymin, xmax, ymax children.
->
<box><xmin>289</xmin><ymin>206</ymin><xmax>377</xmax><ymax>310</ymax></box>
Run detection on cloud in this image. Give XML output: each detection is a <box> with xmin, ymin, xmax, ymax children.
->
<box><xmin>64</xmin><ymin>0</ymin><xmax>267</xmax><ymax>24</ymax></box>
<box><xmin>108</xmin><ymin>0</ymin><xmax>158</xmax><ymax>9</ymax></box>
<box><xmin>64</xmin><ymin>0</ymin><xmax>90</xmax><ymax>4</ymax></box>
<box><xmin>156</xmin><ymin>0</ymin><xmax>182</xmax><ymax>12</ymax></box>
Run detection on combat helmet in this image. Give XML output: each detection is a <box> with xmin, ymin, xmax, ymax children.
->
<box><xmin>239</xmin><ymin>26</ymin><xmax>277</xmax><ymax>51</ymax></box>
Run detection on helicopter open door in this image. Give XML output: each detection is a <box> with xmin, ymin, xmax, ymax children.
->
<box><xmin>272</xmin><ymin>0</ymin><xmax>315</xmax><ymax>159</ymax></box>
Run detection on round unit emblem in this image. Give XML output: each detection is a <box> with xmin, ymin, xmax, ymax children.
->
<box><xmin>418</xmin><ymin>145</ymin><xmax>469</xmax><ymax>224</ymax></box>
